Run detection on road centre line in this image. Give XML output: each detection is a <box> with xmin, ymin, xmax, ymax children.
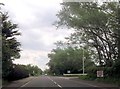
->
<box><xmin>54</xmin><ymin>81</ymin><xmax>57</xmax><ymax>84</ymax></box>
<box><xmin>48</xmin><ymin>77</ymin><xmax>62</xmax><ymax>88</ymax></box>
<box><xmin>18</xmin><ymin>77</ymin><xmax>37</xmax><ymax>88</ymax></box>
<box><xmin>57</xmin><ymin>84</ymin><xmax>62</xmax><ymax>88</ymax></box>
<box><xmin>53</xmin><ymin>81</ymin><xmax>62</xmax><ymax>88</ymax></box>
<box><xmin>20</xmin><ymin>81</ymin><xmax>31</xmax><ymax>87</ymax></box>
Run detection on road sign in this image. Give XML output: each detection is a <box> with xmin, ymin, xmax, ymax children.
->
<box><xmin>97</xmin><ymin>70</ymin><xmax>103</xmax><ymax>77</ymax></box>
<box><xmin>67</xmin><ymin>70</ymin><xmax>71</xmax><ymax>74</ymax></box>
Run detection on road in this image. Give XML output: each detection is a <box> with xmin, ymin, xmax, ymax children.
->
<box><xmin>3</xmin><ymin>76</ymin><xmax>119</xmax><ymax>89</ymax></box>
<box><xmin>20</xmin><ymin>76</ymin><xmax>97</xmax><ymax>88</ymax></box>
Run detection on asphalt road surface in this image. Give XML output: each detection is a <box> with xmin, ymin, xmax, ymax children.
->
<box><xmin>20</xmin><ymin>76</ymin><xmax>97</xmax><ymax>88</ymax></box>
<box><xmin>3</xmin><ymin>76</ymin><xmax>119</xmax><ymax>89</ymax></box>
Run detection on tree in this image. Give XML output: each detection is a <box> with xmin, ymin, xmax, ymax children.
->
<box><xmin>1</xmin><ymin>11</ymin><xmax>21</xmax><ymax>79</ymax></box>
<box><xmin>25</xmin><ymin>64</ymin><xmax>42</xmax><ymax>76</ymax></box>
<box><xmin>7</xmin><ymin>64</ymin><xmax>42</xmax><ymax>80</ymax></box>
<box><xmin>48</xmin><ymin>45</ymin><xmax>95</xmax><ymax>75</ymax></box>
<box><xmin>55</xmin><ymin>2</ymin><xmax>119</xmax><ymax>67</ymax></box>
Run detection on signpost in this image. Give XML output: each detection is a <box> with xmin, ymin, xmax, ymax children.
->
<box><xmin>97</xmin><ymin>70</ymin><xmax>104</xmax><ymax>77</ymax></box>
<box><xmin>67</xmin><ymin>70</ymin><xmax>71</xmax><ymax>74</ymax></box>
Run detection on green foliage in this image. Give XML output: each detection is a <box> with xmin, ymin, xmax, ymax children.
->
<box><xmin>1</xmin><ymin>12</ymin><xmax>21</xmax><ymax>80</ymax></box>
<box><xmin>56</xmin><ymin>2</ymin><xmax>119</xmax><ymax>66</ymax></box>
<box><xmin>1</xmin><ymin>5</ymin><xmax>43</xmax><ymax>81</ymax></box>
<box><xmin>3</xmin><ymin>64</ymin><xmax>42</xmax><ymax>81</ymax></box>
<box><xmin>79</xmin><ymin>75</ymin><xmax>92</xmax><ymax>80</ymax></box>
<box><xmin>55</xmin><ymin>2</ymin><xmax>120</xmax><ymax>78</ymax></box>
<box><xmin>112</xmin><ymin>60</ymin><xmax>120</xmax><ymax>77</ymax></box>
<box><xmin>95</xmin><ymin>77</ymin><xmax>120</xmax><ymax>85</ymax></box>
<box><xmin>25</xmin><ymin>64</ymin><xmax>42</xmax><ymax>76</ymax></box>
<box><xmin>79</xmin><ymin>75</ymin><xmax>120</xmax><ymax>85</ymax></box>
<box><xmin>48</xmin><ymin>46</ymin><xmax>95</xmax><ymax>75</ymax></box>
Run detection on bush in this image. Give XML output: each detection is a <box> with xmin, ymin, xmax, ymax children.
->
<box><xmin>95</xmin><ymin>77</ymin><xmax>120</xmax><ymax>85</ymax></box>
<box><xmin>86</xmin><ymin>66</ymin><xmax>117</xmax><ymax>79</ymax></box>
<box><xmin>112</xmin><ymin>60</ymin><xmax>120</xmax><ymax>78</ymax></box>
<box><xmin>86</xmin><ymin>66</ymin><xmax>98</xmax><ymax>79</ymax></box>
<box><xmin>79</xmin><ymin>75</ymin><xmax>90</xmax><ymax>80</ymax></box>
<box><xmin>6</xmin><ymin>66</ymin><xmax>29</xmax><ymax>81</ymax></box>
<box><xmin>80</xmin><ymin>65</ymin><xmax>120</xmax><ymax>86</ymax></box>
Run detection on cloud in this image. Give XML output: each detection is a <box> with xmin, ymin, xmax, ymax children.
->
<box><xmin>1</xmin><ymin>0</ymin><xmax>73</xmax><ymax>70</ymax></box>
<box><xmin>13</xmin><ymin>50</ymin><xmax>49</xmax><ymax>71</ymax></box>
<box><xmin>2</xmin><ymin>0</ymin><xmax>62</xmax><ymax>29</ymax></box>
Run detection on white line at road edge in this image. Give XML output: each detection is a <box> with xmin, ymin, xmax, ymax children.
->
<box><xmin>48</xmin><ymin>77</ymin><xmax>62</xmax><ymax>88</ymax></box>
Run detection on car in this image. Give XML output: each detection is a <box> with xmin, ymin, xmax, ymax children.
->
<box><xmin>45</xmin><ymin>74</ymin><xmax>47</xmax><ymax>76</ymax></box>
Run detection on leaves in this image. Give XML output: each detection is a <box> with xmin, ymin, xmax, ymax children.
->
<box><xmin>55</xmin><ymin>2</ymin><xmax>119</xmax><ymax>67</ymax></box>
<box><xmin>1</xmin><ymin>11</ymin><xmax>21</xmax><ymax>79</ymax></box>
<box><xmin>48</xmin><ymin>46</ymin><xmax>95</xmax><ymax>75</ymax></box>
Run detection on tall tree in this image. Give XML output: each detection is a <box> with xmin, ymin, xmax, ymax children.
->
<box><xmin>117</xmin><ymin>2</ymin><xmax>120</xmax><ymax>62</ymax></box>
<box><xmin>48</xmin><ymin>45</ymin><xmax>95</xmax><ymax>75</ymax></box>
<box><xmin>55</xmin><ymin>2</ymin><xmax>119</xmax><ymax>67</ymax></box>
<box><xmin>1</xmin><ymin>12</ymin><xmax>21</xmax><ymax>79</ymax></box>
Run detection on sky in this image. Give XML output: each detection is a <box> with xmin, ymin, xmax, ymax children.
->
<box><xmin>1</xmin><ymin>0</ymin><xmax>73</xmax><ymax>70</ymax></box>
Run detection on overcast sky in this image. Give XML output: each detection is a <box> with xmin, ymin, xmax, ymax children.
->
<box><xmin>1</xmin><ymin>0</ymin><xmax>73</xmax><ymax>70</ymax></box>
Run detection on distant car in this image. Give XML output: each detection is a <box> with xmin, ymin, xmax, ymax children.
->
<box><xmin>45</xmin><ymin>74</ymin><xmax>47</xmax><ymax>76</ymax></box>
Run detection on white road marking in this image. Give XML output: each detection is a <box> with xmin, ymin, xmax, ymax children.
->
<box><xmin>48</xmin><ymin>77</ymin><xmax>62</xmax><ymax>88</ymax></box>
<box><xmin>54</xmin><ymin>81</ymin><xmax>57</xmax><ymax>84</ymax></box>
<box><xmin>20</xmin><ymin>81</ymin><xmax>31</xmax><ymax>87</ymax></box>
<box><xmin>18</xmin><ymin>77</ymin><xmax>37</xmax><ymax>89</ymax></box>
<box><xmin>57</xmin><ymin>84</ymin><xmax>62</xmax><ymax>88</ymax></box>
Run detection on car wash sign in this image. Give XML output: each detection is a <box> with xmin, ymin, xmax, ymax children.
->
<box><xmin>97</xmin><ymin>70</ymin><xmax>104</xmax><ymax>77</ymax></box>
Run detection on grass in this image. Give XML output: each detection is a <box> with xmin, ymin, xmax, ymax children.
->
<box><xmin>95</xmin><ymin>77</ymin><xmax>120</xmax><ymax>86</ymax></box>
<box><xmin>78</xmin><ymin>74</ymin><xmax>97</xmax><ymax>81</ymax></box>
<box><xmin>78</xmin><ymin>75</ymin><xmax>120</xmax><ymax>86</ymax></box>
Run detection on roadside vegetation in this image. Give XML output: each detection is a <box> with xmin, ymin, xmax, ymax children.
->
<box><xmin>47</xmin><ymin>2</ymin><xmax>120</xmax><ymax>86</ymax></box>
<box><xmin>0</xmin><ymin>3</ymin><xmax>42</xmax><ymax>85</ymax></box>
<box><xmin>1</xmin><ymin>1</ymin><xmax>120</xmax><ymax>86</ymax></box>
<box><xmin>78</xmin><ymin>75</ymin><xmax>120</xmax><ymax>86</ymax></box>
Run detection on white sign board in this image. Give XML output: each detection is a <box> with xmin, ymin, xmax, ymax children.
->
<box><xmin>67</xmin><ymin>70</ymin><xmax>71</xmax><ymax>74</ymax></box>
<box><xmin>97</xmin><ymin>70</ymin><xmax>103</xmax><ymax>77</ymax></box>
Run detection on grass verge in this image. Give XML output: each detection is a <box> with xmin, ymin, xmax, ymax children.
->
<box><xmin>78</xmin><ymin>75</ymin><xmax>120</xmax><ymax>86</ymax></box>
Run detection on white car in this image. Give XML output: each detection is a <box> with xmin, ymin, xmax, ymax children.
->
<box><xmin>45</xmin><ymin>74</ymin><xmax>47</xmax><ymax>76</ymax></box>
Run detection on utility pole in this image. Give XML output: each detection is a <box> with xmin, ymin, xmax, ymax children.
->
<box><xmin>81</xmin><ymin>32</ymin><xmax>85</xmax><ymax>75</ymax></box>
<box><xmin>82</xmin><ymin>47</ymin><xmax>85</xmax><ymax>75</ymax></box>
